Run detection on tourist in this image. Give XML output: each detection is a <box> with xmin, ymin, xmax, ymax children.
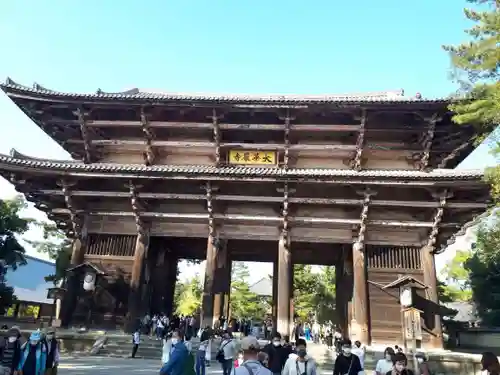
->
<box><xmin>160</xmin><ymin>330</ymin><xmax>189</xmax><ymax>375</ymax></box>
<box><xmin>332</xmin><ymin>339</ymin><xmax>362</xmax><ymax>375</ymax></box>
<box><xmin>195</xmin><ymin>328</ymin><xmax>210</xmax><ymax>375</ymax></box>
<box><xmin>282</xmin><ymin>339</ymin><xmax>317</xmax><ymax>375</ymax></box>
<box><xmin>257</xmin><ymin>352</ymin><xmax>269</xmax><ymax>368</ymax></box>
<box><xmin>231</xmin><ymin>336</ymin><xmax>271</xmax><ymax>375</ymax></box>
<box><xmin>162</xmin><ymin>333</ymin><xmax>173</xmax><ymax>365</ymax></box>
<box><xmin>481</xmin><ymin>352</ymin><xmax>500</xmax><ymax>375</ymax></box>
<box><xmin>43</xmin><ymin>329</ymin><xmax>60</xmax><ymax>375</ymax></box>
<box><xmin>389</xmin><ymin>352</ymin><xmax>413</xmax><ymax>375</ymax></box>
<box><xmin>131</xmin><ymin>327</ymin><xmax>140</xmax><ymax>358</ymax></box>
<box><xmin>234</xmin><ymin>351</ymin><xmax>244</xmax><ymax>368</ymax></box>
<box><xmin>415</xmin><ymin>352</ymin><xmax>430</xmax><ymax>375</ymax></box>
<box><xmin>325</xmin><ymin>330</ymin><xmax>333</xmax><ymax>350</ymax></box>
<box><xmin>351</xmin><ymin>341</ymin><xmax>365</xmax><ymax>369</ymax></box>
<box><xmin>263</xmin><ymin>332</ymin><xmax>290</xmax><ymax>375</ymax></box>
<box><xmin>375</xmin><ymin>347</ymin><xmax>395</xmax><ymax>375</ymax></box>
<box><xmin>17</xmin><ymin>331</ymin><xmax>47</xmax><ymax>375</ymax></box>
<box><xmin>217</xmin><ymin>331</ymin><xmax>236</xmax><ymax>375</ymax></box>
<box><xmin>0</xmin><ymin>327</ymin><xmax>22</xmax><ymax>375</ymax></box>
<box><xmin>333</xmin><ymin>329</ymin><xmax>343</xmax><ymax>354</ymax></box>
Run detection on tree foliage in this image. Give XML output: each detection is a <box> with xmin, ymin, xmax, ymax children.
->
<box><xmin>439</xmin><ymin>249</ymin><xmax>473</xmax><ymax>302</ymax></box>
<box><xmin>443</xmin><ymin>0</ymin><xmax>500</xmax><ymax>132</ymax></box>
<box><xmin>464</xmin><ymin>218</ymin><xmax>500</xmax><ymax>325</ymax></box>
<box><xmin>293</xmin><ymin>265</ymin><xmax>336</xmax><ymax>324</ymax></box>
<box><xmin>174</xmin><ymin>275</ymin><xmax>203</xmax><ymax>316</ymax></box>
<box><xmin>230</xmin><ymin>262</ymin><xmax>267</xmax><ymax>319</ymax></box>
<box><xmin>26</xmin><ymin>221</ymin><xmax>72</xmax><ymax>284</ymax></box>
<box><xmin>0</xmin><ymin>196</ymin><xmax>30</xmax><ymax>314</ymax></box>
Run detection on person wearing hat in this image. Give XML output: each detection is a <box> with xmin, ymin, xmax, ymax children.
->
<box><xmin>17</xmin><ymin>331</ymin><xmax>47</xmax><ymax>375</ymax></box>
<box><xmin>43</xmin><ymin>330</ymin><xmax>59</xmax><ymax>375</ymax></box>
<box><xmin>232</xmin><ymin>336</ymin><xmax>272</xmax><ymax>375</ymax></box>
<box><xmin>0</xmin><ymin>328</ymin><xmax>22</xmax><ymax>375</ymax></box>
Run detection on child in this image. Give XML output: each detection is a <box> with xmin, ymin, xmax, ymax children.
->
<box><xmin>44</xmin><ymin>329</ymin><xmax>60</xmax><ymax>375</ymax></box>
<box><xmin>234</xmin><ymin>351</ymin><xmax>244</xmax><ymax>368</ymax></box>
<box><xmin>131</xmin><ymin>328</ymin><xmax>140</xmax><ymax>358</ymax></box>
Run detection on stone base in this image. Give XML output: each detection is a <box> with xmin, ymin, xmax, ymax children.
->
<box><xmin>51</xmin><ymin>319</ymin><xmax>62</xmax><ymax>328</ymax></box>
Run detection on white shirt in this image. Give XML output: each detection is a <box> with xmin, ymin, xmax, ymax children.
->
<box><xmin>375</xmin><ymin>359</ymin><xmax>393</xmax><ymax>375</ymax></box>
<box><xmin>352</xmin><ymin>347</ymin><xmax>365</xmax><ymax>368</ymax></box>
<box><xmin>220</xmin><ymin>339</ymin><xmax>235</xmax><ymax>360</ymax></box>
<box><xmin>133</xmin><ymin>332</ymin><xmax>140</xmax><ymax>345</ymax></box>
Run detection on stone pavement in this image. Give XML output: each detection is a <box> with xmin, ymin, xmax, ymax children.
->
<box><xmin>58</xmin><ymin>356</ymin><xmax>336</xmax><ymax>375</ymax></box>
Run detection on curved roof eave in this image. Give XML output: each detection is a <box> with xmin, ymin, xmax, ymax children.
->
<box><xmin>1</xmin><ymin>78</ymin><xmax>451</xmax><ymax>106</ymax></box>
<box><xmin>0</xmin><ymin>151</ymin><xmax>486</xmax><ymax>182</ymax></box>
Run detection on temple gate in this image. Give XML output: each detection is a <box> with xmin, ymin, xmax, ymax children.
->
<box><xmin>0</xmin><ymin>79</ymin><xmax>490</xmax><ymax>348</ymax></box>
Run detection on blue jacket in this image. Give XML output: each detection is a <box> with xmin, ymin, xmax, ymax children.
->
<box><xmin>160</xmin><ymin>341</ymin><xmax>188</xmax><ymax>375</ymax></box>
<box><xmin>17</xmin><ymin>343</ymin><xmax>47</xmax><ymax>375</ymax></box>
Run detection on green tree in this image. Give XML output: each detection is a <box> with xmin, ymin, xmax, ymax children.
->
<box><xmin>439</xmin><ymin>249</ymin><xmax>473</xmax><ymax>302</ymax></box>
<box><xmin>26</xmin><ymin>222</ymin><xmax>72</xmax><ymax>283</ymax></box>
<box><xmin>230</xmin><ymin>262</ymin><xmax>266</xmax><ymax>319</ymax></box>
<box><xmin>316</xmin><ymin>266</ymin><xmax>336</xmax><ymax>323</ymax></box>
<box><xmin>0</xmin><ymin>196</ymin><xmax>30</xmax><ymax>314</ymax></box>
<box><xmin>465</xmin><ymin>218</ymin><xmax>500</xmax><ymax>325</ymax></box>
<box><xmin>174</xmin><ymin>275</ymin><xmax>203</xmax><ymax>316</ymax></box>
<box><xmin>293</xmin><ymin>265</ymin><xmax>321</xmax><ymax>321</ymax></box>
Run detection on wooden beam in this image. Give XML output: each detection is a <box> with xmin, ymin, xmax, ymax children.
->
<box><xmin>210</xmin><ymin>110</ymin><xmax>222</xmax><ymax>166</ymax></box>
<box><xmin>49</xmin><ymin>208</ymin><xmax>462</xmax><ymax>228</ymax></box>
<box><xmin>350</xmin><ymin>109</ymin><xmax>367</xmax><ymax>171</ymax></box>
<box><xmin>419</xmin><ymin>114</ymin><xmax>440</xmax><ymax>171</ymax></box>
<box><xmin>36</xmin><ymin>189</ymin><xmax>488</xmax><ymax>209</ymax></box>
<box><xmin>140</xmin><ymin>108</ymin><xmax>155</xmax><ymax>166</ymax></box>
<box><xmin>52</xmin><ymin>119</ymin><xmax>361</xmax><ymax>132</ymax></box>
<box><xmin>74</xmin><ymin>108</ymin><xmax>93</xmax><ymax>164</ymax></box>
<box><xmin>66</xmin><ymin>139</ymin><xmax>357</xmax><ymax>151</ymax></box>
<box><xmin>279</xmin><ymin>111</ymin><xmax>293</xmax><ymax>168</ymax></box>
<box><xmin>438</xmin><ymin>141</ymin><xmax>472</xmax><ymax>168</ymax></box>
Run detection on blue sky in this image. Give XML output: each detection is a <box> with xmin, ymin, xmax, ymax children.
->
<box><xmin>0</xmin><ymin>0</ymin><xmax>497</xmax><ymax>280</ymax></box>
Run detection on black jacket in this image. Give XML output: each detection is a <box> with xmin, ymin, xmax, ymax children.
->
<box><xmin>263</xmin><ymin>344</ymin><xmax>291</xmax><ymax>373</ymax></box>
<box><xmin>333</xmin><ymin>354</ymin><xmax>362</xmax><ymax>375</ymax></box>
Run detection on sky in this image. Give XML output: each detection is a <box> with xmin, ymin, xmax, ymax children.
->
<box><xmin>0</xmin><ymin>0</ymin><xmax>497</xmax><ymax>282</ymax></box>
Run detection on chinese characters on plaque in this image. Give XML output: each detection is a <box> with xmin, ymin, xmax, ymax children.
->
<box><xmin>228</xmin><ymin>150</ymin><xmax>277</xmax><ymax>165</ymax></box>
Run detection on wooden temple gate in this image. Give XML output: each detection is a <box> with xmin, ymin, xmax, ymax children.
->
<box><xmin>0</xmin><ymin>80</ymin><xmax>490</xmax><ymax>348</ymax></box>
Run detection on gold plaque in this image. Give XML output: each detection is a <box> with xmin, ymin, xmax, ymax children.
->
<box><xmin>228</xmin><ymin>150</ymin><xmax>277</xmax><ymax>165</ymax></box>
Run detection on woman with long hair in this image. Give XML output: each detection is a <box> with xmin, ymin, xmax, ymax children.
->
<box><xmin>481</xmin><ymin>352</ymin><xmax>500</xmax><ymax>375</ymax></box>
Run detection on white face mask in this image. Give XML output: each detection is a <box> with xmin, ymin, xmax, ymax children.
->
<box><xmin>46</xmin><ymin>335</ymin><xmax>54</xmax><ymax>340</ymax></box>
<box><xmin>342</xmin><ymin>348</ymin><xmax>351</xmax><ymax>355</ymax></box>
<box><xmin>7</xmin><ymin>337</ymin><xmax>17</xmax><ymax>343</ymax></box>
<box><xmin>30</xmin><ymin>340</ymin><xmax>39</xmax><ymax>346</ymax></box>
<box><xmin>417</xmin><ymin>358</ymin><xmax>424</xmax><ymax>364</ymax></box>
<box><xmin>171</xmin><ymin>338</ymin><xmax>179</xmax><ymax>345</ymax></box>
<box><xmin>273</xmin><ymin>341</ymin><xmax>280</xmax><ymax>347</ymax></box>
<box><xmin>395</xmin><ymin>364</ymin><xmax>405</xmax><ymax>373</ymax></box>
<box><xmin>385</xmin><ymin>354</ymin><xmax>392</xmax><ymax>361</ymax></box>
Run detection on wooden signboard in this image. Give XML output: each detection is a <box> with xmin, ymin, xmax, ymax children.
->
<box><xmin>228</xmin><ymin>150</ymin><xmax>277</xmax><ymax>165</ymax></box>
<box><xmin>403</xmin><ymin>307</ymin><xmax>422</xmax><ymax>340</ymax></box>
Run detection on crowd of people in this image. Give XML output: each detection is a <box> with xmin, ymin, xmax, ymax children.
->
<box><xmin>0</xmin><ymin>327</ymin><xmax>60</xmax><ymax>375</ymax></box>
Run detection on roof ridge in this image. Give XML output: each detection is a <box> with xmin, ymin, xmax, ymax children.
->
<box><xmin>0</xmin><ymin>152</ymin><xmax>485</xmax><ymax>180</ymax></box>
<box><xmin>1</xmin><ymin>78</ymin><xmax>448</xmax><ymax>104</ymax></box>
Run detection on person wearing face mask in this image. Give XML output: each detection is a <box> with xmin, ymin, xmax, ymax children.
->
<box><xmin>16</xmin><ymin>331</ymin><xmax>47</xmax><ymax>375</ymax></box>
<box><xmin>234</xmin><ymin>351</ymin><xmax>244</xmax><ymax>368</ymax></box>
<box><xmin>0</xmin><ymin>328</ymin><xmax>22</xmax><ymax>375</ymax></box>
<box><xmin>415</xmin><ymin>353</ymin><xmax>430</xmax><ymax>375</ymax></box>
<box><xmin>217</xmin><ymin>331</ymin><xmax>236</xmax><ymax>375</ymax></box>
<box><xmin>375</xmin><ymin>347</ymin><xmax>395</xmax><ymax>375</ymax></box>
<box><xmin>160</xmin><ymin>330</ymin><xmax>188</xmax><ymax>375</ymax></box>
<box><xmin>388</xmin><ymin>353</ymin><xmax>413</xmax><ymax>375</ymax></box>
<box><xmin>43</xmin><ymin>330</ymin><xmax>59</xmax><ymax>375</ymax></box>
<box><xmin>263</xmin><ymin>333</ymin><xmax>290</xmax><ymax>375</ymax></box>
<box><xmin>333</xmin><ymin>339</ymin><xmax>362</xmax><ymax>375</ymax></box>
<box><xmin>231</xmin><ymin>336</ymin><xmax>272</xmax><ymax>375</ymax></box>
<box><xmin>281</xmin><ymin>339</ymin><xmax>317</xmax><ymax>375</ymax></box>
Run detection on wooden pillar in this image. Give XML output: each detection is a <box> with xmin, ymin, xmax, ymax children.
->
<box><xmin>222</xmin><ymin>260</ymin><xmax>232</xmax><ymax>319</ymax></box>
<box><xmin>201</xmin><ymin>236</ymin><xmax>218</xmax><ymax>328</ymax></box>
<box><xmin>61</xmin><ymin>225</ymin><xmax>88</xmax><ymax>327</ymax></box>
<box><xmin>162</xmin><ymin>251</ymin><xmax>178</xmax><ymax>317</ymax></box>
<box><xmin>351</xmin><ymin>242</ymin><xmax>369</xmax><ymax>344</ymax></box>
<box><xmin>213</xmin><ymin>240</ymin><xmax>228</xmax><ymax>325</ymax></box>
<box><xmin>272</xmin><ymin>260</ymin><xmax>279</xmax><ymax>328</ymax></box>
<box><xmin>422</xmin><ymin>245</ymin><xmax>443</xmax><ymax>349</ymax></box>
<box><xmin>125</xmin><ymin>228</ymin><xmax>150</xmax><ymax>333</ymax></box>
<box><xmin>335</xmin><ymin>255</ymin><xmax>348</xmax><ymax>335</ymax></box>
<box><xmin>277</xmin><ymin>232</ymin><xmax>291</xmax><ymax>336</ymax></box>
<box><xmin>289</xmin><ymin>264</ymin><xmax>294</xmax><ymax>338</ymax></box>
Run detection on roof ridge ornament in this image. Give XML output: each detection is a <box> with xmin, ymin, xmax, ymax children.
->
<box><xmin>96</xmin><ymin>88</ymin><xmax>140</xmax><ymax>96</ymax></box>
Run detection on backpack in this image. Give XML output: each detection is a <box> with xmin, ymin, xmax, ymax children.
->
<box><xmin>216</xmin><ymin>340</ymin><xmax>231</xmax><ymax>363</ymax></box>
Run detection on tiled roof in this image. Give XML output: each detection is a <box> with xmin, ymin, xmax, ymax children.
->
<box><xmin>1</xmin><ymin>78</ymin><xmax>449</xmax><ymax>105</ymax></box>
<box><xmin>0</xmin><ymin>152</ymin><xmax>484</xmax><ymax>180</ymax></box>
